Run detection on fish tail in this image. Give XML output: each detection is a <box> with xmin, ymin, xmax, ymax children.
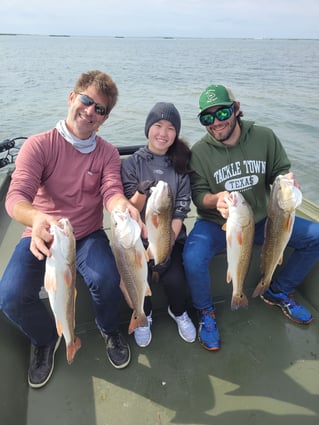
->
<box><xmin>55</xmin><ymin>319</ymin><xmax>63</xmax><ymax>337</ymax></box>
<box><xmin>231</xmin><ymin>293</ymin><xmax>248</xmax><ymax>311</ymax></box>
<box><xmin>66</xmin><ymin>336</ymin><xmax>81</xmax><ymax>365</ymax></box>
<box><xmin>252</xmin><ymin>277</ymin><xmax>269</xmax><ymax>298</ymax></box>
<box><xmin>128</xmin><ymin>311</ymin><xmax>148</xmax><ymax>334</ymax></box>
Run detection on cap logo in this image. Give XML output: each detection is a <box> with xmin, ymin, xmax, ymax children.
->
<box><xmin>205</xmin><ymin>89</ymin><xmax>218</xmax><ymax>104</ymax></box>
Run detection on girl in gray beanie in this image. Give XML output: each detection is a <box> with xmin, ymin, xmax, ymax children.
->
<box><xmin>121</xmin><ymin>102</ymin><xmax>196</xmax><ymax>348</ymax></box>
<box><xmin>144</xmin><ymin>102</ymin><xmax>181</xmax><ymax>138</ymax></box>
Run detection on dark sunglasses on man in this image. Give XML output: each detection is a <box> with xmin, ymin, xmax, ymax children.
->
<box><xmin>76</xmin><ymin>93</ymin><xmax>108</xmax><ymax>116</ymax></box>
<box><xmin>199</xmin><ymin>104</ymin><xmax>234</xmax><ymax>126</ymax></box>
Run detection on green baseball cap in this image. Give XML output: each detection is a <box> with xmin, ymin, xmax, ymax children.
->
<box><xmin>199</xmin><ymin>84</ymin><xmax>235</xmax><ymax>114</ymax></box>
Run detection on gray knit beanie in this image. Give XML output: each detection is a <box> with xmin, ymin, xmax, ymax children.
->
<box><xmin>144</xmin><ymin>102</ymin><xmax>181</xmax><ymax>138</ymax></box>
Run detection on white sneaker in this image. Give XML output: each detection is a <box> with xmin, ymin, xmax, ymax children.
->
<box><xmin>168</xmin><ymin>306</ymin><xmax>196</xmax><ymax>343</ymax></box>
<box><xmin>134</xmin><ymin>314</ymin><xmax>152</xmax><ymax>347</ymax></box>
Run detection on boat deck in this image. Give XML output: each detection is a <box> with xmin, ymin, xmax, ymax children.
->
<box><xmin>1</xmin><ymin>172</ymin><xmax>319</xmax><ymax>425</ymax></box>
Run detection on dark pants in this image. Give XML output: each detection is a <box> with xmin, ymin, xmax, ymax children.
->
<box><xmin>0</xmin><ymin>230</ymin><xmax>122</xmax><ymax>346</ymax></box>
<box><xmin>144</xmin><ymin>242</ymin><xmax>188</xmax><ymax>317</ymax></box>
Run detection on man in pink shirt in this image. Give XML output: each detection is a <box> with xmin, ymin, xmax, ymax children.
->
<box><xmin>0</xmin><ymin>70</ymin><xmax>142</xmax><ymax>388</ymax></box>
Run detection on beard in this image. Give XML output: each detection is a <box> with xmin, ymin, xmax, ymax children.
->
<box><xmin>209</xmin><ymin>115</ymin><xmax>238</xmax><ymax>144</ymax></box>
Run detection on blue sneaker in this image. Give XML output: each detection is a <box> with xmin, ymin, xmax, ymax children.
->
<box><xmin>198</xmin><ymin>308</ymin><xmax>221</xmax><ymax>351</ymax></box>
<box><xmin>260</xmin><ymin>288</ymin><xmax>313</xmax><ymax>325</ymax></box>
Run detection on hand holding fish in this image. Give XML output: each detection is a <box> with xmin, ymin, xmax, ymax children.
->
<box><xmin>137</xmin><ymin>179</ymin><xmax>158</xmax><ymax>197</ymax></box>
<box><xmin>283</xmin><ymin>171</ymin><xmax>301</xmax><ymax>189</ymax></box>
<box><xmin>216</xmin><ymin>191</ymin><xmax>231</xmax><ymax>219</ymax></box>
<box><xmin>30</xmin><ymin>212</ymin><xmax>61</xmax><ymax>261</ymax></box>
<box><xmin>107</xmin><ymin>194</ymin><xmax>147</xmax><ymax>239</ymax></box>
<box><xmin>149</xmin><ymin>255</ymin><xmax>171</xmax><ymax>274</ymax></box>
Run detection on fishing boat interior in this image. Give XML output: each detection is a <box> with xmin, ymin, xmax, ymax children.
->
<box><xmin>1</xmin><ymin>138</ymin><xmax>318</xmax><ymax>425</ymax></box>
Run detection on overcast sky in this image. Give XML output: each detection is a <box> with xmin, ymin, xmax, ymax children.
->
<box><xmin>1</xmin><ymin>0</ymin><xmax>318</xmax><ymax>38</ymax></box>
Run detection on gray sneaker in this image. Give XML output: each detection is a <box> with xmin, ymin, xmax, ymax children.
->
<box><xmin>134</xmin><ymin>313</ymin><xmax>152</xmax><ymax>347</ymax></box>
<box><xmin>168</xmin><ymin>306</ymin><xmax>196</xmax><ymax>343</ymax></box>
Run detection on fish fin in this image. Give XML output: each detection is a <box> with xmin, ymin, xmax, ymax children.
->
<box><xmin>221</xmin><ymin>223</ymin><xmax>227</xmax><ymax>231</ymax></box>
<box><xmin>44</xmin><ymin>272</ymin><xmax>57</xmax><ymax>292</ymax></box>
<box><xmin>146</xmin><ymin>246</ymin><xmax>154</xmax><ymax>260</ymax></box>
<box><xmin>73</xmin><ymin>288</ymin><xmax>77</xmax><ymax>328</ymax></box>
<box><xmin>226</xmin><ymin>233</ymin><xmax>232</xmax><ymax>247</ymax></box>
<box><xmin>144</xmin><ymin>248</ymin><xmax>150</xmax><ymax>262</ymax></box>
<box><xmin>231</xmin><ymin>293</ymin><xmax>248</xmax><ymax>311</ymax></box>
<box><xmin>278</xmin><ymin>255</ymin><xmax>283</xmax><ymax>266</ymax></box>
<box><xmin>252</xmin><ymin>278</ymin><xmax>269</xmax><ymax>298</ymax></box>
<box><xmin>128</xmin><ymin>311</ymin><xmax>148</xmax><ymax>334</ymax></box>
<box><xmin>135</xmin><ymin>250</ymin><xmax>144</xmax><ymax>268</ymax></box>
<box><xmin>119</xmin><ymin>279</ymin><xmax>134</xmax><ymax>309</ymax></box>
<box><xmin>151</xmin><ymin>214</ymin><xmax>160</xmax><ymax>229</ymax></box>
<box><xmin>63</xmin><ymin>268</ymin><xmax>73</xmax><ymax>287</ymax></box>
<box><xmin>287</xmin><ymin>215</ymin><xmax>294</xmax><ymax>232</ymax></box>
<box><xmin>55</xmin><ymin>319</ymin><xmax>63</xmax><ymax>337</ymax></box>
<box><xmin>236</xmin><ymin>230</ymin><xmax>243</xmax><ymax>245</ymax></box>
<box><xmin>226</xmin><ymin>269</ymin><xmax>232</xmax><ymax>283</ymax></box>
<box><xmin>66</xmin><ymin>336</ymin><xmax>81</xmax><ymax>365</ymax></box>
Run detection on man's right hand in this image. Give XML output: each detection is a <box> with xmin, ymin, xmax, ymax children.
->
<box><xmin>30</xmin><ymin>212</ymin><xmax>59</xmax><ymax>260</ymax></box>
<box><xmin>216</xmin><ymin>191</ymin><xmax>231</xmax><ymax>219</ymax></box>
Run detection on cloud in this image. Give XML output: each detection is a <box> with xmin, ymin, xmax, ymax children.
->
<box><xmin>1</xmin><ymin>0</ymin><xmax>318</xmax><ymax>38</ymax></box>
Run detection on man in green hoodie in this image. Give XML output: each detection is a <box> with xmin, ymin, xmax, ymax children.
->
<box><xmin>183</xmin><ymin>84</ymin><xmax>319</xmax><ymax>351</ymax></box>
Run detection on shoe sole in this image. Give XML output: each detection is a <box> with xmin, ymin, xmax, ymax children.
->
<box><xmin>28</xmin><ymin>336</ymin><xmax>62</xmax><ymax>389</ymax></box>
<box><xmin>167</xmin><ymin>307</ymin><xmax>196</xmax><ymax>343</ymax></box>
<box><xmin>106</xmin><ymin>347</ymin><xmax>131</xmax><ymax>369</ymax></box>
<box><xmin>134</xmin><ymin>331</ymin><xmax>152</xmax><ymax>348</ymax></box>
<box><xmin>260</xmin><ymin>295</ymin><xmax>313</xmax><ymax>325</ymax></box>
<box><xmin>198</xmin><ymin>337</ymin><xmax>221</xmax><ymax>351</ymax></box>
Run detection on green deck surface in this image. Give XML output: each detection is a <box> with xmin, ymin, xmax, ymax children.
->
<box><xmin>1</xmin><ymin>172</ymin><xmax>319</xmax><ymax>425</ymax></box>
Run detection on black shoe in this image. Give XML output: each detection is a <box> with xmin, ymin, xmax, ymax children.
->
<box><xmin>102</xmin><ymin>332</ymin><xmax>131</xmax><ymax>369</ymax></box>
<box><xmin>28</xmin><ymin>337</ymin><xmax>61</xmax><ymax>388</ymax></box>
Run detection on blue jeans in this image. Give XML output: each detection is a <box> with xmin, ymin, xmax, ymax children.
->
<box><xmin>183</xmin><ymin>216</ymin><xmax>319</xmax><ymax>311</ymax></box>
<box><xmin>0</xmin><ymin>230</ymin><xmax>121</xmax><ymax>346</ymax></box>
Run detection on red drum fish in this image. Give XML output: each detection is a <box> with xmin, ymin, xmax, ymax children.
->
<box><xmin>253</xmin><ymin>175</ymin><xmax>302</xmax><ymax>297</ymax></box>
<box><xmin>224</xmin><ymin>191</ymin><xmax>255</xmax><ymax>310</ymax></box>
<box><xmin>110</xmin><ymin>209</ymin><xmax>151</xmax><ymax>334</ymax></box>
<box><xmin>44</xmin><ymin>218</ymin><xmax>81</xmax><ymax>364</ymax></box>
<box><xmin>145</xmin><ymin>180</ymin><xmax>173</xmax><ymax>266</ymax></box>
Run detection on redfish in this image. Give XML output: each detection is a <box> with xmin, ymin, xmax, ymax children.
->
<box><xmin>224</xmin><ymin>191</ymin><xmax>255</xmax><ymax>310</ymax></box>
<box><xmin>110</xmin><ymin>209</ymin><xmax>151</xmax><ymax>334</ymax></box>
<box><xmin>44</xmin><ymin>218</ymin><xmax>81</xmax><ymax>364</ymax></box>
<box><xmin>253</xmin><ymin>175</ymin><xmax>302</xmax><ymax>297</ymax></box>
<box><xmin>145</xmin><ymin>180</ymin><xmax>173</xmax><ymax>266</ymax></box>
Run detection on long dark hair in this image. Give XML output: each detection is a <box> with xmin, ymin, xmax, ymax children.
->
<box><xmin>166</xmin><ymin>137</ymin><xmax>191</xmax><ymax>175</ymax></box>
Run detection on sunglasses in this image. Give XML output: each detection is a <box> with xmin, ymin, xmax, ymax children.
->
<box><xmin>199</xmin><ymin>104</ymin><xmax>234</xmax><ymax>126</ymax></box>
<box><xmin>76</xmin><ymin>93</ymin><xmax>108</xmax><ymax>116</ymax></box>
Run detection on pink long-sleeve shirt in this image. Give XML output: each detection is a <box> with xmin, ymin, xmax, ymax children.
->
<box><xmin>6</xmin><ymin>128</ymin><xmax>124</xmax><ymax>240</ymax></box>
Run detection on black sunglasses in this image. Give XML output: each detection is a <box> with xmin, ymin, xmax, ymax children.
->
<box><xmin>76</xmin><ymin>93</ymin><xmax>108</xmax><ymax>116</ymax></box>
<box><xmin>199</xmin><ymin>104</ymin><xmax>234</xmax><ymax>126</ymax></box>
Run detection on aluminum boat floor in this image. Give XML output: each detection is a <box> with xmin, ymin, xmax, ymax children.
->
<box><xmin>21</xmin><ymin>298</ymin><xmax>319</xmax><ymax>425</ymax></box>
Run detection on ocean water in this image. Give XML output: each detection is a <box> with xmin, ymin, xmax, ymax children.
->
<box><xmin>1</xmin><ymin>35</ymin><xmax>318</xmax><ymax>203</ymax></box>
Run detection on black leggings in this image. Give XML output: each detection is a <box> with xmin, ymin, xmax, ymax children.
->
<box><xmin>143</xmin><ymin>242</ymin><xmax>188</xmax><ymax>317</ymax></box>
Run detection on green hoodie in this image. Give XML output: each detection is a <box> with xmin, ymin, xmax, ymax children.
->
<box><xmin>190</xmin><ymin>120</ymin><xmax>291</xmax><ymax>225</ymax></box>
